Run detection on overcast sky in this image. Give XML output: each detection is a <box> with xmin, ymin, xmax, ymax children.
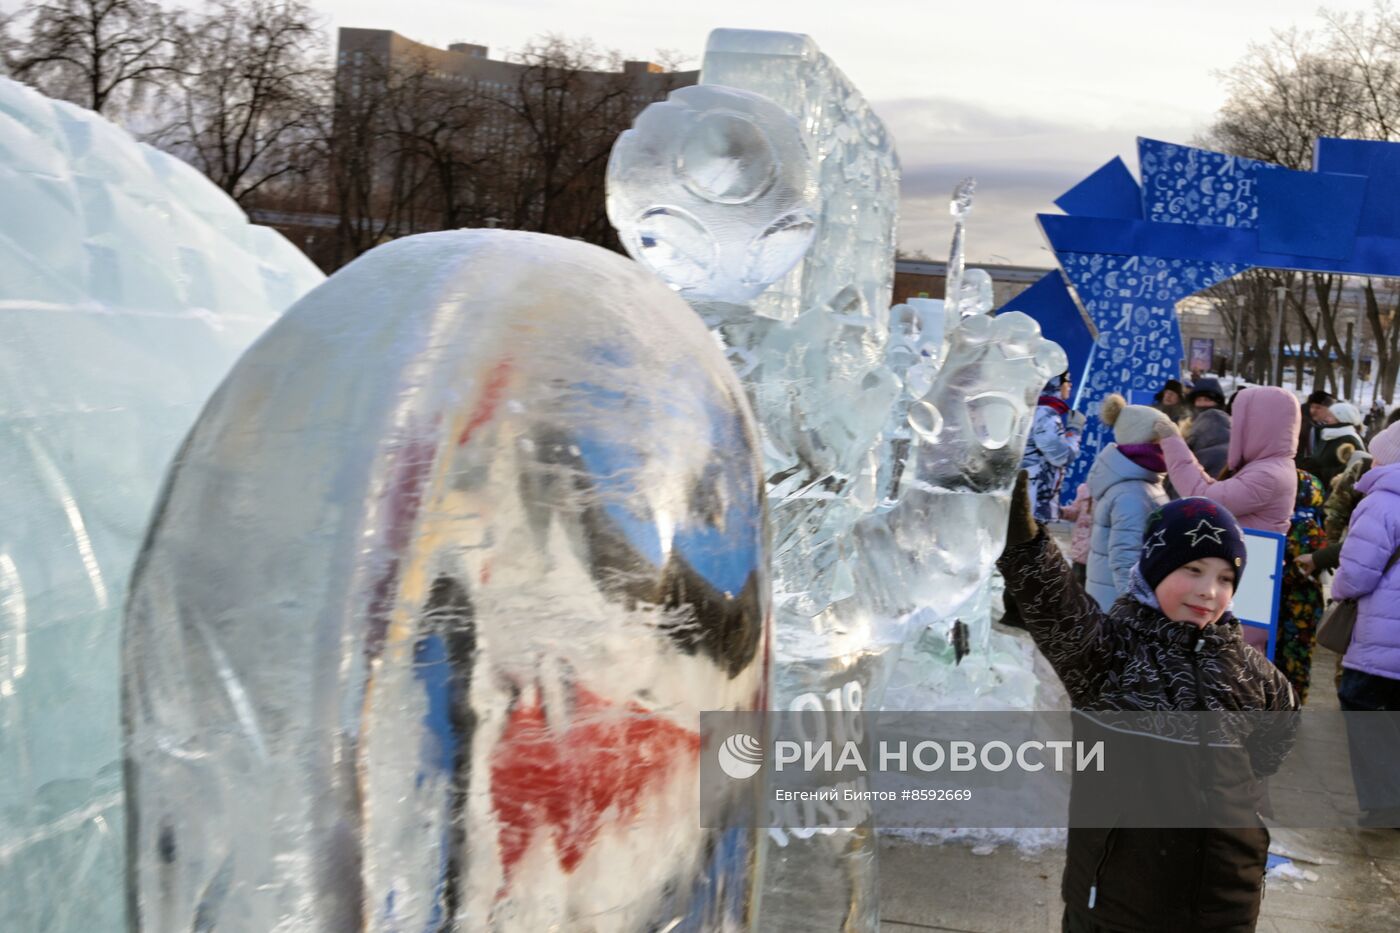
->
<box><xmin>7</xmin><ymin>0</ymin><xmax>1371</xmax><ymax>264</ymax></box>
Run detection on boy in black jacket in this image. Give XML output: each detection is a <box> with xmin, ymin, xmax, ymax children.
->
<box><xmin>997</xmin><ymin>475</ymin><xmax>1298</xmax><ymax>932</ymax></box>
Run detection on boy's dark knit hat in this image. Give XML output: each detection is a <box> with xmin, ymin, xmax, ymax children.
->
<box><xmin>1140</xmin><ymin>498</ymin><xmax>1248</xmax><ymax>592</ymax></box>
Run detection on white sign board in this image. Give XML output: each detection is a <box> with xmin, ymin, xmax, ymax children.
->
<box><xmin>1234</xmin><ymin>529</ymin><xmax>1286</xmax><ymax>658</ymax></box>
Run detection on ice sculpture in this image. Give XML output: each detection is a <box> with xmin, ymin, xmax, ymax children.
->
<box><xmin>609</xmin><ymin>29</ymin><xmax>1065</xmax><ymax>933</ymax></box>
<box><xmin>943</xmin><ymin>179</ymin><xmax>976</xmax><ymax>319</ymax></box>
<box><xmin>123</xmin><ymin>230</ymin><xmax>771</xmax><ymax>931</ymax></box>
<box><xmin>0</xmin><ymin>76</ymin><xmax>322</xmax><ymax>931</ymax></box>
<box><xmin>606</xmin><ymin>84</ymin><xmax>817</xmax><ymax>303</ymax></box>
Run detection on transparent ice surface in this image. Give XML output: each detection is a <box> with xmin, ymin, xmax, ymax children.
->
<box><xmin>122</xmin><ymin>230</ymin><xmax>771</xmax><ymax>931</ymax></box>
<box><xmin>0</xmin><ymin>76</ymin><xmax>323</xmax><ymax>932</ymax></box>
<box><xmin>943</xmin><ymin>178</ymin><xmax>976</xmax><ymax>321</ymax></box>
<box><xmin>699</xmin><ymin>28</ymin><xmax>900</xmax><ymax>327</ymax></box>
<box><xmin>608</xmin><ymin>84</ymin><xmax>818</xmax><ymax>303</ymax></box>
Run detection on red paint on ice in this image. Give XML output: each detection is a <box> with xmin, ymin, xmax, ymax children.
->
<box><xmin>491</xmin><ymin>685</ymin><xmax>700</xmax><ymax>887</ymax></box>
<box><xmin>458</xmin><ymin>358</ymin><xmax>514</xmax><ymax>447</ymax></box>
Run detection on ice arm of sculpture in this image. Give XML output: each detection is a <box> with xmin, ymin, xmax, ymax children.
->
<box><xmin>854</xmin><ymin>312</ymin><xmax>1067</xmax><ymax>621</ymax></box>
<box><xmin>911</xmin><ymin>312</ymin><xmax>1066</xmax><ymax>494</ymax></box>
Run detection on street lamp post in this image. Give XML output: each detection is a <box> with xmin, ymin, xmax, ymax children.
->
<box><xmin>1272</xmin><ymin>285</ymin><xmax>1287</xmax><ymax>386</ymax></box>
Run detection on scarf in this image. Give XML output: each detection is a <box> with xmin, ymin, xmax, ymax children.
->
<box><xmin>1321</xmin><ymin>424</ymin><xmax>1363</xmax><ymax>446</ymax></box>
<box><xmin>1117</xmin><ymin>442</ymin><xmax>1166</xmax><ymax>473</ymax></box>
<box><xmin>1038</xmin><ymin>395</ymin><xmax>1070</xmax><ymax>416</ymax></box>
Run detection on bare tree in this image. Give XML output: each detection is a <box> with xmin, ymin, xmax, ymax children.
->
<box><xmin>0</xmin><ymin>11</ymin><xmax>17</xmax><ymax>75</ymax></box>
<box><xmin>4</xmin><ymin>0</ymin><xmax>181</xmax><ymax>114</ymax></box>
<box><xmin>324</xmin><ymin>51</ymin><xmax>496</xmax><ymax>265</ymax></box>
<box><xmin>1203</xmin><ymin>6</ymin><xmax>1400</xmax><ymax>400</ymax></box>
<box><xmin>489</xmin><ymin>35</ymin><xmax>686</xmax><ymax>245</ymax></box>
<box><xmin>146</xmin><ymin>0</ymin><xmax>325</xmax><ymax>205</ymax></box>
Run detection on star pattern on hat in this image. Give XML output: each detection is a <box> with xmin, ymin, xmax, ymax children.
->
<box><xmin>1185</xmin><ymin>519</ymin><xmax>1227</xmax><ymax>547</ymax></box>
<box><xmin>1142</xmin><ymin>528</ymin><xmax>1167</xmax><ymax>558</ymax></box>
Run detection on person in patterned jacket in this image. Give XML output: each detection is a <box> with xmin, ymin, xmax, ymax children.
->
<box><xmin>1275</xmin><ymin>471</ymin><xmax>1326</xmax><ymax>704</ymax></box>
<box><xmin>1021</xmin><ymin>372</ymin><xmax>1084</xmax><ymax>522</ymax></box>
<box><xmin>998</xmin><ymin>478</ymin><xmax>1298</xmax><ymax>933</ymax></box>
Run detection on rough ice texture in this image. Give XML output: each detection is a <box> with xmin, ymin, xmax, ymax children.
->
<box><xmin>123</xmin><ymin>230</ymin><xmax>771</xmax><ymax>931</ymax></box>
<box><xmin>0</xmin><ymin>76</ymin><xmax>323</xmax><ymax>932</ymax></box>
<box><xmin>606</xmin><ymin>28</ymin><xmax>1065</xmax><ymax>932</ymax></box>
<box><xmin>700</xmin><ymin>28</ymin><xmax>900</xmax><ymax>326</ymax></box>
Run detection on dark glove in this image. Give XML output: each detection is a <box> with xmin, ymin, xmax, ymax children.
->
<box><xmin>1006</xmin><ymin>470</ymin><xmax>1039</xmax><ymax>549</ymax></box>
<box><xmin>1066</xmin><ymin>411</ymin><xmax>1087</xmax><ymax>433</ymax></box>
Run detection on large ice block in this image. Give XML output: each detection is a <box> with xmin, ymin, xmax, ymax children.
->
<box><xmin>123</xmin><ymin>230</ymin><xmax>771</xmax><ymax>931</ymax></box>
<box><xmin>0</xmin><ymin>76</ymin><xmax>323</xmax><ymax>932</ymax></box>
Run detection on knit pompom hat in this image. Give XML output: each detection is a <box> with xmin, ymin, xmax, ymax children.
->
<box><xmin>1140</xmin><ymin>498</ymin><xmax>1248</xmax><ymax>593</ymax></box>
<box><xmin>1100</xmin><ymin>393</ymin><xmax>1173</xmax><ymax>446</ymax></box>
<box><xmin>1371</xmin><ymin>420</ymin><xmax>1400</xmax><ymax>467</ymax></box>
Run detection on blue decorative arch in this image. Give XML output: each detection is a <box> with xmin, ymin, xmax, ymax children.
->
<box><xmin>1002</xmin><ymin>135</ymin><xmax>1400</xmax><ymax>501</ymax></box>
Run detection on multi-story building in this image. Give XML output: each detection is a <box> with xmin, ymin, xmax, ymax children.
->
<box><xmin>255</xmin><ymin>29</ymin><xmax>698</xmax><ymax>270</ymax></box>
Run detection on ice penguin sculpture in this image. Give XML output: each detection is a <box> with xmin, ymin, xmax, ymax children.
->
<box><xmin>609</xmin><ymin>29</ymin><xmax>1066</xmax><ymax>933</ymax></box>
<box><xmin>122</xmin><ymin>230</ymin><xmax>771</xmax><ymax>931</ymax></box>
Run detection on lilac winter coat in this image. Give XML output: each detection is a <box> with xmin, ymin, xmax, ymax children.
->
<box><xmin>1162</xmin><ymin>386</ymin><xmax>1300</xmax><ymax>534</ymax></box>
<box><xmin>1332</xmin><ymin>461</ymin><xmax>1400</xmax><ymax>680</ymax></box>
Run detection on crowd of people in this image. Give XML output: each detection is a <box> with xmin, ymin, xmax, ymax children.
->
<box><xmin>1008</xmin><ymin>370</ymin><xmax>1400</xmax><ymax>930</ymax></box>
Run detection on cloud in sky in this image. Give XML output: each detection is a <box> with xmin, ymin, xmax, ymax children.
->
<box><xmin>874</xmin><ymin>96</ymin><xmax>1200</xmax><ymax>266</ymax></box>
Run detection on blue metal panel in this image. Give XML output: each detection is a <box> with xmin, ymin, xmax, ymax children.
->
<box><xmin>1315</xmin><ymin>137</ymin><xmax>1400</xmax><ymax>239</ymax></box>
<box><xmin>1055</xmin><ymin>156</ymin><xmax>1143</xmax><ymax>220</ymax></box>
<box><xmin>1255</xmin><ymin>166</ymin><xmax>1366</xmax><ymax>260</ymax></box>
<box><xmin>1139</xmin><ymin>138</ymin><xmax>1281</xmax><ymax>228</ymax></box>
<box><xmin>997</xmin><ymin>271</ymin><xmax>1096</xmax><ymax>386</ymax></box>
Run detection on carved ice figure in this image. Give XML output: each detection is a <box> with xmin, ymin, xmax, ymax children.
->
<box><xmin>858</xmin><ymin>311</ymin><xmax>1067</xmax><ymax>621</ymax></box>
<box><xmin>606</xmin><ymin>84</ymin><xmax>818</xmax><ymax>304</ymax></box>
<box><xmin>123</xmin><ymin>231</ymin><xmax>770</xmax><ymax>932</ymax></box>
<box><xmin>0</xmin><ymin>76</ymin><xmax>323</xmax><ymax>932</ymax></box>
<box><xmin>609</xmin><ymin>32</ymin><xmax>1066</xmax><ymax>931</ymax></box>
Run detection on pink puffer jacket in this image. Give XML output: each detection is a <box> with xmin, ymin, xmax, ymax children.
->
<box><xmin>1161</xmin><ymin>386</ymin><xmax>1300</xmax><ymax>534</ymax></box>
<box><xmin>1059</xmin><ymin>483</ymin><xmax>1094</xmax><ymax>565</ymax></box>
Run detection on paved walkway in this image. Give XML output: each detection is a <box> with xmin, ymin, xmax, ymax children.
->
<box><xmin>878</xmin><ymin>648</ymin><xmax>1400</xmax><ymax>931</ymax></box>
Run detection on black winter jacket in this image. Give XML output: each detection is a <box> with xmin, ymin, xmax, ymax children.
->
<box><xmin>997</xmin><ymin>532</ymin><xmax>1298</xmax><ymax>932</ymax></box>
<box><xmin>1304</xmin><ymin>430</ymin><xmax>1365</xmax><ymax>491</ymax></box>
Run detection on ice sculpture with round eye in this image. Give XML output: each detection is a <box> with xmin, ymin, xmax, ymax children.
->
<box><xmin>607</xmin><ymin>84</ymin><xmax>819</xmax><ymax>303</ymax></box>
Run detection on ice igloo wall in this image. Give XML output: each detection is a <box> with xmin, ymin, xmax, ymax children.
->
<box><xmin>0</xmin><ymin>76</ymin><xmax>323</xmax><ymax>931</ymax></box>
